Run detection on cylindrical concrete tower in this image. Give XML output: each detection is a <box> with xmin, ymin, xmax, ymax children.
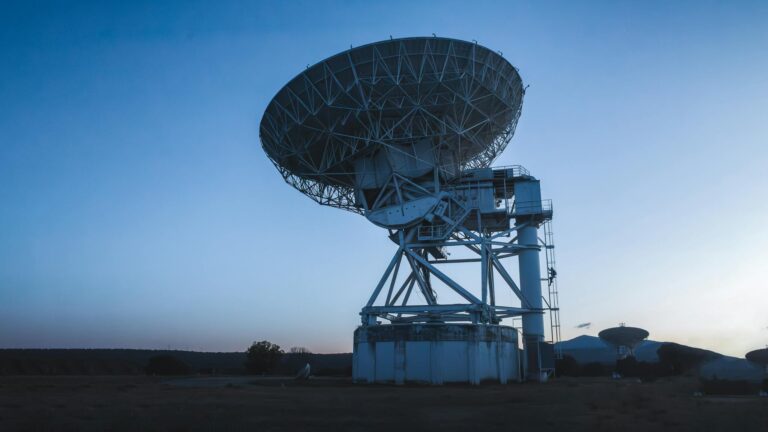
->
<box><xmin>518</xmin><ymin>223</ymin><xmax>544</xmax><ymax>339</ymax></box>
<box><xmin>517</xmin><ymin>222</ymin><xmax>545</xmax><ymax>380</ymax></box>
<box><xmin>513</xmin><ymin>179</ymin><xmax>548</xmax><ymax>381</ymax></box>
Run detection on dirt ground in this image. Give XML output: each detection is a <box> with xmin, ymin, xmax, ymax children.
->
<box><xmin>1</xmin><ymin>375</ymin><xmax>766</xmax><ymax>431</ymax></box>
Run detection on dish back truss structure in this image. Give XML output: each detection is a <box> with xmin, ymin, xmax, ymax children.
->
<box><xmin>260</xmin><ymin>37</ymin><xmax>524</xmax><ymax>213</ymax></box>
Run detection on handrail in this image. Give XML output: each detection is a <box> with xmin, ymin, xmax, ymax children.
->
<box><xmin>511</xmin><ymin>199</ymin><xmax>553</xmax><ymax>216</ymax></box>
<box><xmin>492</xmin><ymin>165</ymin><xmax>530</xmax><ymax>177</ymax></box>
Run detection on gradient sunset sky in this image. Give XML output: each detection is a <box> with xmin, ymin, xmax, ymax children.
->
<box><xmin>1</xmin><ymin>1</ymin><xmax>767</xmax><ymax>356</ymax></box>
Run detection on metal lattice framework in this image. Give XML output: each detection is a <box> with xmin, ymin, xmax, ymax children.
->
<box><xmin>260</xmin><ymin>37</ymin><xmax>524</xmax><ymax>213</ymax></box>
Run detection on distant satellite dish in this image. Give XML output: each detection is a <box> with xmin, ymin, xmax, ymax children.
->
<box><xmin>598</xmin><ymin>325</ymin><xmax>649</xmax><ymax>358</ymax></box>
<box><xmin>295</xmin><ymin>363</ymin><xmax>311</xmax><ymax>380</ymax></box>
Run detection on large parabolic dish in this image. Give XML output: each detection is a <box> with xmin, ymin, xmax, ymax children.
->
<box><xmin>260</xmin><ymin>37</ymin><xmax>525</xmax><ymax>213</ymax></box>
<box><xmin>598</xmin><ymin>326</ymin><xmax>650</xmax><ymax>351</ymax></box>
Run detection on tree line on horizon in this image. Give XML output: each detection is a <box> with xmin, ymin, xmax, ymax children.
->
<box><xmin>0</xmin><ymin>342</ymin><xmax>351</xmax><ymax>376</ymax></box>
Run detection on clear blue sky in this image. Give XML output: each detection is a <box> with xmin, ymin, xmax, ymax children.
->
<box><xmin>1</xmin><ymin>1</ymin><xmax>766</xmax><ymax>356</ymax></box>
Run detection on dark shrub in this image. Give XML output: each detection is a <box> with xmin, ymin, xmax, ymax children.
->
<box><xmin>615</xmin><ymin>356</ymin><xmax>671</xmax><ymax>381</ymax></box>
<box><xmin>700</xmin><ymin>378</ymin><xmax>760</xmax><ymax>395</ymax></box>
<box><xmin>657</xmin><ymin>343</ymin><xmax>721</xmax><ymax>375</ymax></box>
<box><xmin>615</xmin><ymin>356</ymin><xmax>639</xmax><ymax>376</ymax></box>
<box><xmin>311</xmin><ymin>365</ymin><xmax>352</xmax><ymax>377</ymax></box>
<box><xmin>275</xmin><ymin>347</ymin><xmax>314</xmax><ymax>375</ymax></box>
<box><xmin>145</xmin><ymin>355</ymin><xmax>190</xmax><ymax>375</ymax></box>
<box><xmin>555</xmin><ymin>355</ymin><xmax>579</xmax><ymax>377</ymax></box>
<box><xmin>581</xmin><ymin>362</ymin><xmax>606</xmax><ymax>377</ymax></box>
<box><xmin>245</xmin><ymin>341</ymin><xmax>284</xmax><ymax>375</ymax></box>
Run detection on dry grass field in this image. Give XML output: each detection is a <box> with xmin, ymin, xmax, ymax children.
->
<box><xmin>1</xmin><ymin>375</ymin><xmax>766</xmax><ymax>431</ymax></box>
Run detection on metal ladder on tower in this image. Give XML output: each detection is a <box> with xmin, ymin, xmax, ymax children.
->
<box><xmin>541</xmin><ymin>219</ymin><xmax>563</xmax><ymax>359</ymax></box>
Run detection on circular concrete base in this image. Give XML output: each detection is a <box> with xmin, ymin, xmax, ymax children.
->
<box><xmin>352</xmin><ymin>323</ymin><xmax>520</xmax><ymax>385</ymax></box>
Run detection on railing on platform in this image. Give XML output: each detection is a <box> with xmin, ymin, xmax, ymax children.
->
<box><xmin>492</xmin><ymin>164</ymin><xmax>530</xmax><ymax>177</ymax></box>
<box><xmin>510</xmin><ymin>199</ymin><xmax>553</xmax><ymax>218</ymax></box>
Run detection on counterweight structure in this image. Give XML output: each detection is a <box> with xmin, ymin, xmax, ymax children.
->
<box><xmin>260</xmin><ymin>37</ymin><xmax>561</xmax><ymax>384</ymax></box>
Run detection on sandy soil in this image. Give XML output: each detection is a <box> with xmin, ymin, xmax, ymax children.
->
<box><xmin>1</xmin><ymin>375</ymin><xmax>766</xmax><ymax>431</ymax></box>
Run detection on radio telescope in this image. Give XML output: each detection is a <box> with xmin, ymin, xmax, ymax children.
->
<box><xmin>598</xmin><ymin>325</ymin><xmax>649</xmax><ymax>359</ymax></box>
<box><xmin>261</xmin><ymin>37</ymin><xmax>561</xmax><ymax>384</ymax></box>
